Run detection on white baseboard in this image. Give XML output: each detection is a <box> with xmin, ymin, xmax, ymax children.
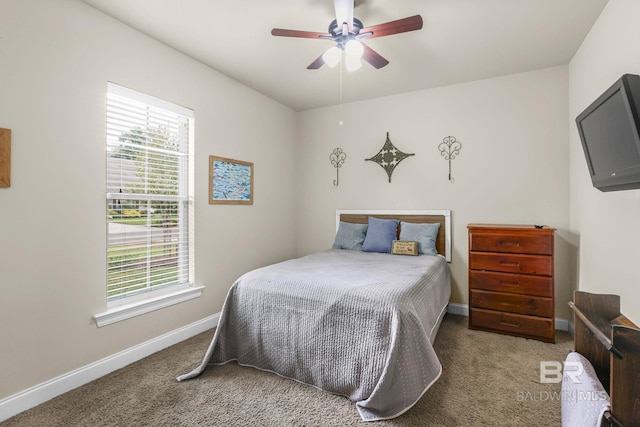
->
<box><xmin>555</xmin><ymin>317</ymin><xmax>570</xmax><ymax>332</ymax></box>
<box><xmin>447</xmin><ymin>303</ymin><xmax>569</xmax><ymax>332</ymax></box>
<box><xmin>0</xmin><ymin>313</ymin><xmax>220</xmax><ymax>423</ymax></box>
<box><xmin>447</xmin><ymin>303</ymin><xmax>469</xmax><ymax>316</ymax></box>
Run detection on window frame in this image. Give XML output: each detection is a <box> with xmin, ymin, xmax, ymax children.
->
<box><xmin>94</xmin><ymin>83</ymin><xmax>200</xmax><ymax>327</ymax></box>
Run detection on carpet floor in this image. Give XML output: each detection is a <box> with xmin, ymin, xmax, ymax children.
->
<box><xmin>3</xmin><ymin>314</ymin><xmax>572</xmax><ymax>426</ymax></box>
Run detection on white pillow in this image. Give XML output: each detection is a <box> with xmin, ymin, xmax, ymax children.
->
<box><xmin>561</xmin><ymin>351</ymin><xmax>610</xmax><ymax>427</ymax></box>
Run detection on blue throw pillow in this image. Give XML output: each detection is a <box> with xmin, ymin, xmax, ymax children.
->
<box><xmin>399</xmin><ymin>222</ymin><xmax>440</xmax><ymax>255</ymax></box>
<box><xmin>362</xmin><ymin>217</ymin><xmax>399</xmax><ymax>253</ymax></box>
<box><xmin>332</xmin><ymin>221</ymin><xmax>368</xmax><ymax>251</ymax></box>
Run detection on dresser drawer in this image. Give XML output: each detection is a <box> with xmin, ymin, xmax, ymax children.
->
<box><xmin>469</xmin><ymin>270</ymin><xmax>552</xmax><ymax>297</ymax></box>
<box><xmin>470</xmin><ymin>308</ymin><xmax>554</xmax><ymax>341</ymax></box>
<box><xmin>470</xmin><ymin>289</ymin><xmax>553</xmax><ymax>317</ymax></box>
<box><xmin>469</xmin><ymin>231</ymin><xmax>552</xmax><ymax>255</ymax></box>
<box><xmin>469</xmin><ymin>252</ymin><xmax>552</xmax><ymax>276</ymax></box>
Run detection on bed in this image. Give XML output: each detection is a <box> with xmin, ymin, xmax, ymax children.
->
<box><xmin>563</xmin><ymin>291</ymin><xmax>640</xmax><ymax>427</ymax></box>
<box><xmin>178</xmin><ymin>210</ymin><xmax>452</xmax><ymax>421</ymax></box>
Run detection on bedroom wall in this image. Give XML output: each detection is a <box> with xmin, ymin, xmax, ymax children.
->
<box><xmin>295</xmin><ymin>66</ymin><xmax>571</xmax><ymax>320</ymax></box>
<box><xmin>569</xmin><ymin>0</ymin><xmax>640</xmax><ymax>325</ymax></box>
<box><xmin>0</xmin><ymin>0</ymin><xmax>296</xmax><ymax>401</ymax></box>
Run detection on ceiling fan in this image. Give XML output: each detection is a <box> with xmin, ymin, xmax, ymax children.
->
<box><xmin>271</xmin><ymin>0</ymin><xmax>423</xmax><ymax>71</ymax></box>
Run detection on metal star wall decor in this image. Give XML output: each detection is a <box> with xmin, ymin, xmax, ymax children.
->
<box><xmin>365</xmin><ymin>132</ymin><xmax>414</xmax><ymax>183</ymax></box>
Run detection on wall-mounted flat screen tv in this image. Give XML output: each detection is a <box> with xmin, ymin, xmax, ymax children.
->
<box><xmin>576</xmin><ymin>73</ymin><xmax>640</xmax><ymax>192</ymax></box>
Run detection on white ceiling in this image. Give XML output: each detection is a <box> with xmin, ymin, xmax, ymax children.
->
<box><xmin>80</xmin><ymin>0</ymin><xmax>608</xmax><ymax>111</ymax></box>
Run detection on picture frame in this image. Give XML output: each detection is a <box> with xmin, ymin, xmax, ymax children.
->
<box><xmin>0</xmin><ymin>128</ymin><xmax>10</xmax><ymax>188</ymax></box>
<box><xmin>209</xmin><ymin>155</ymin><xmax>254</xmax><ymax>205</ymax></box>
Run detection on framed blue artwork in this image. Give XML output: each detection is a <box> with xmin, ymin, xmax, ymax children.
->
<box><xmin>209</xmin><ymin>155</ymin><xmax>253</xmax><ymax>205</ymax></box>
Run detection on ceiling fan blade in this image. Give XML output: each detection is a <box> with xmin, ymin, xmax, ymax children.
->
<box><xmin>361</xmin><ymin>43</ymin><xmax>389</xmax><ymax>69</ymax></box>
<box><xmin>307</xmin><ymin>54</ymin><xmax>325</xmax><ymax>70</ymax></box>
<box><xmin>334</xmin><ymin>0</ymin><xmax>354</xmax><ymax>31</ymax></box>
<box><xmin>271</xmin><ymin>28</ymin><xmax>331</xmax><ymax>39</ymax></box>
<box><xmin>360</xmin><ymin>15</ymin><xmax>423</xmax><ymax>39</ymax></box>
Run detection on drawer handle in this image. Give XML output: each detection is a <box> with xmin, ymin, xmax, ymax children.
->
<box><xmin>500</xmin><ymin>281</ymin><xmax>520</xmax><ymax>287</ymax></box>
<box><xmin>499</xmin><ymin>320</ymin><xmax>520</xmax><ymax>328</ymax></box>
<box><xmin>499</xmin><ymin>261</ymin><xmax>520</xmax><ymax>267</ymax></box>
<box><xmin>499</xmin><ymin>240</ymin><xmax>520</xmax><ymax>247</ymax></box>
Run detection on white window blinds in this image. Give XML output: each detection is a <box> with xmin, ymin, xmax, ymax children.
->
<box><xmin>106</xmin><ymin>83</ymin><xmax>193</xmax><ymax>302</ymax></box>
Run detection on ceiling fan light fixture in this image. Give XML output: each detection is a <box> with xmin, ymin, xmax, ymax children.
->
<box><xmin>344</xmin><ymin>39</ymin><xmax>364</xmax><ymax>58</ymax></box>
<box><xmin>271</xmin><ymin>1</ymin><xmax>423</xmax><ymax>71</ymax></box>
<box><xmin>345</xmin><ymin>54</ymin><xmax>362</xmax><ymax>72</ymax></box>
<box><xmin>322</xmin><ymin>46</ymin><xmax>342</xmax><ymax>68</ymax></box>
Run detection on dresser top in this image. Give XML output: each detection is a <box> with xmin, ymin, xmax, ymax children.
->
<box><xmin>467</xmin><ymin>223</ymin><xmax>556</xmax><ymax>231</ymax></box>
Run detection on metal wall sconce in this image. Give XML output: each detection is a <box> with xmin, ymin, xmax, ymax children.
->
<box><xmin>330</xmin><ymin>147</ymin><xmax>347</xmax><ymax>186</ymax></box>
<box><xmin>438</xmin><ymin>136</ymin><xmax>462</xmax><ymax>183</ymax></box>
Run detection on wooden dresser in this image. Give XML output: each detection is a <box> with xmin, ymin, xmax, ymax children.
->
<box><xmin>468</xmin><ymin>224</ymin><xmax>555</xmax><ymax>343</ymax></box>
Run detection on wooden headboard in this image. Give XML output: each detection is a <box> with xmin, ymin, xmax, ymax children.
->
<box><xmin>569</xmin><ymin>291</ymin><xmax>640</xmax><ymax>426</ymax></box>
<box><xmin>336</xmin><ymin>209</ymin><xmax>452</xmax><ymax>262</ymax></box>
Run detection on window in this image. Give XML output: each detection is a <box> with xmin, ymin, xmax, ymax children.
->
<box><xmin>104</xmin><ymin>83</ymin><xmax>195</xmax><ymax>309</ymax></box>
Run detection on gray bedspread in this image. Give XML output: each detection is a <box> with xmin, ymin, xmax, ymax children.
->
<box><xmin>178</xmin><ymin>249</ymin><xmax>451</xmax><ymax>421</ymax></box>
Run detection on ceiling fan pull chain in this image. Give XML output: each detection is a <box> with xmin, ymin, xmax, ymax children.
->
<box><xmin>338</xmin><ymin>62</ymin><xmax>344</xmax><ymax>126</ymax></box>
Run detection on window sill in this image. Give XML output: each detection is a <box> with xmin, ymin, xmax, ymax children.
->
<box><xmin>93</xmin><ymin>285</ymin><xmax>205</xmax><ymax>327</ymax></box>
